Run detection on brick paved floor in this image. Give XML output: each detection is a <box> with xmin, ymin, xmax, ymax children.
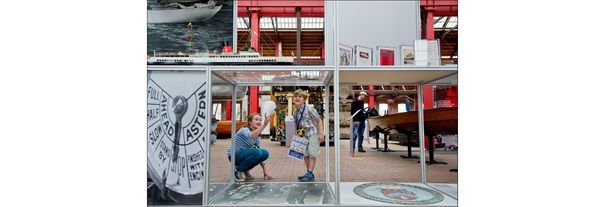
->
<box><xmin>209</xmin><ymin>138</ymin><xmax>457</xmax><ymax>184</ymax></box>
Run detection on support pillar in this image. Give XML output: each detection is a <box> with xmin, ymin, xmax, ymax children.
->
<box><xmin>426</xmin><ymin>10</ymin><xmax>435</xmax><ymax>40</ymax></box>
<box><xmin>418</xmin><ymin>83</ymin><xmax>427</xmax><ymax>183</ymax></box>
<box><xmin>226</xmin><ymin>100</ymin><xmax>232</xmax><ymax>120</ymax></box>
<box><xmin>324</xmin><ymin>86</ymin><xmax>330</xmax><ymax>182</ymax></box>
<box><xmin>278</xmin><ymin>42</ymin><xmax>283</xmax><ymax>57</ymax></box>
<box><xmin>422</xmin><ymin>85</ymin><xmax>434</xmax><ymax>109</ymax></box>
<box><xmin>275</xmin><ymin>41</ymin><xmax>280</xmax><ymax>57</ymax></box>
<box><xmin>448</xmin><ymin>86</ymin><xmax>458</xmax><ymax>106</ymax></box>
<box><xmin>249</xmin><ymin>86</ymin><xmax>259</xmax><ymax>114</ymax></box>
<box><xmin>250</xmin><ymin>11</ymin><xmax>260</xmax><ymax>51</ymax></box>
<box><xmin>296</xmin><ymin>7</ymin><xmax>302</xmax><ymax>60</ymax></box>
<box><xmin>423</xmin><ymin>9</ymin><xmax>435</xmax><ymax>109</ymax></box>
<box><xmin>368</xmin><ymin>85</ymin><xmax>375</xmax><ymax>108</ymax></box>
<box><xmin>287</xmin><ymin>93</ymin><xmax>293</xmax><ymax>116</ymax></box>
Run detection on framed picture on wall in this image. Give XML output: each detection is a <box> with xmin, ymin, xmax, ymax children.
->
<box><xmin>400</xmin><ymin>45</ymin><xmax>414</xmax><ymax>65</ymax></box>
<box><xmin>339</xmin><ymin>44</ymin><xmax>354</xmax><ymax>66</ymax></box>
<box><xmin>354</xmin><ymin>45</ymin><xmax>373</xmax><ymax>66</ymax></box>
<box><xmin>427</xmin><ymin>39</ymin><xmax>441</xmax><ymax>66</ymax></box>
<box><xmin>414</xmin><ymin>39</ymin><xmax>441</xmax><ymax>66</ymax></box>
<box><xmin>377</xmin><ymin>46</ymin><xmax>396</xmax><ymax>66</ymax></box>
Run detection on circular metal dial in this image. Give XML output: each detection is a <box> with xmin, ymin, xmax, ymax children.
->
<box><xmin>147</xmin><ymin>70</ymin><xmax>208</xmax><ymax>195</ymax></box>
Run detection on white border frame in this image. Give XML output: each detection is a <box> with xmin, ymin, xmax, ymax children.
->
<box><xmin>400</xmin><ymin>45</ymin><xmax>415</xmax><ymax>66</ymax></box>
<box><xmin>147</xmin><ymin>0</ymin><xmax>461</xmax><ymax>204</ymax></box>
<box><xmin>354</xmin><ymin>45</ymin><xmax>373</xmax><ymax>66</ymax></box>
<box><xmin>339</xmin><ymin>44</ymin><xmax>354</xmax><ymax>66</ymax></box>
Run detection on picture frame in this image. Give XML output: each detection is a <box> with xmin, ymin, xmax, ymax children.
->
<box><xmin>354</xmin><ymin>45</ymin><xmax>373</xmax><ymax>66</ymax></box>
<box><xmin>414</xmin><ymin>39</ymin><xmax>441</xmax><ymax>66</ymax></box>
<box><xmin>377</xmin><ymin>46</ymin><xmax>396</xmax><ymax>66</ymax></box>
<box><xmin>427</xmin><ymin>39</ymin><xmax>441</xmax><ymax>66</ymax></box>
<box><xmin>400</xmin><ymin>45</ymin><xmax>415</xmax><ymax>65</ymax></box>
<box><xmin>339</xmin><ymin>44</ymin><xmax>354</xmax><ymax>66</ymax></box>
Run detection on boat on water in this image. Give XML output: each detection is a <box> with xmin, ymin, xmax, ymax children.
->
<box><xmin>148</xmin><ymin>0</ymin><xmax>223</xmax><ymax>24</ymax></box>
<box><xmin>148</xmin><ymin>22</ymin><xmax>294</xmax><ymax>65</ymax></box>
<box><xmin>148</xmin><ymin>49</ymin><xmax>295</xmax><ymax>65</ymax></box>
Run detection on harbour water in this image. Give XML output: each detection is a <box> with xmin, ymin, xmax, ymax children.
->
<box><xmin>147</xmin><ymin>0</ymin><xmax>234</xmax><ymax>54</ymax></box>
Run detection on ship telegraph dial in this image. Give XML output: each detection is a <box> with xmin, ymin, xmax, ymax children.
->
<box><xmin>147</xmin><ymin>70</ymin><xmax>208</xmax><ymax>195</ymax></box>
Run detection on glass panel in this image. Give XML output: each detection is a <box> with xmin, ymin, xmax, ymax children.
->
<box><xmin>237</xmin><ymin>17</ymin><xmax>249</xmax><ymax>29</ymax></box>
<box><xmin>426</xmin><ymin>85</ymin><xmax>458</xmax><ymax>198</ymax></box>
<box><xmin>433</xmin><ymin>16</ymin><xmax>447</xmax><ymax>28</ymax></box>
<box><xmin>213</xmin><ymin>103</ymin><xmax>222</xmax><ymax>120</ymax></box>
<box><xmin>206</xmin><ymin>82</ymin><xmax>336</xmax><ymax>205</ymax></box>
<box><xmin>378</xmin><ymin>103</ymin><xmax>388</xmax><ymax>116</ymax></box>
<box><xmin>398</xmin><ymin>103</ymin><xmax>406</xmax><ymax>113</ymax></box>
<box><xmin>446</xmin><ymin>16</ymin><xmax>458</xmax><ymax>29</ymax></box>
<box><xmin>271</xmin><ymin>17</ymin><xmax>325</xmax><ymax>29</ymax></box>
<box><xmin>236</xmin><ymin>103</ymin><xmax>241</xmax><ymax>121</ymax></box>
<box><xmin>338</xmin><ymin>82</ymin><xmax>442</xmax><ymax>204</ymax></box>
<box><xmin>301</xmin><ymin>17</ymin><xmax>324</xmax><ymax>29</ymax></box>
<box><xmin>277</xmin><ymin>17</ymin><xmax>296</xmax><ymax>29</ymax></box>
<box><xmin>260</xmin><ymin>17</ymin><xmax>274</xmax><ymax>29</ymax></box>
<box><xmin>209</xmin><ymin>87</ymin><xmax>237</xmax><ymax>203</ymax></box>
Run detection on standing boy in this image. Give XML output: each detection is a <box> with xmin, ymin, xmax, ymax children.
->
<box><xmin>292</xmin><ymin>89</ymin><xmax>324</xmax><ymax>182</ymax></box>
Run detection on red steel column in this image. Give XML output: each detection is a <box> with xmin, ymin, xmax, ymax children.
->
<box><xmin>296</xmin><ymin>7</ymin><xmax>302</xmax><ymax>60</ymax></box>
<box><xmin>249</xmin><ymin>86</ymin><xmax>259</xmax><ymax>114</ymax></box>
<box><xmin>275</xmin><ymin>41</ymin><xmax>279</xmax><ymax>57</ymax></box>
<box><xmin>422</xmin><ymin>85</ymin><xmax>434</xmax><ymax>109</ymax></box>
<box><xmin>426</xmin><ymin>10</ymin><xmax>435</xmax><ymax>40</ymax></box>
<box><xmin>250</xmin><ymin>11</ymin><xmax>260</xmax><ymax>51</ymax></box>
<box><xmin>423</xmin><ymin>9</ymin><xmax>435</xmax><ymax>109</ymax></box>
<box><xmin>368</xmin><ymin>86</ymin><xmax>375</xmax><ymax>108</ymax></box>
<box><xmin>226</xmin><ymin>101</ymin><xmax>232</xmax><ymax>121</ymax></box>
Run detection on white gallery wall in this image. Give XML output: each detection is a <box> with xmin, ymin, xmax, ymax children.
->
<box><xmin>326</xmin><ymin>0</ymin><xmax>420</xmax><ymax>65</ymax></box>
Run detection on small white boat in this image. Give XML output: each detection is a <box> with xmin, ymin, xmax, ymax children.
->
<box><xmin>148</xmin><ymin>0</ymin><xmax>222</xmax><ymax>24</ymax></box>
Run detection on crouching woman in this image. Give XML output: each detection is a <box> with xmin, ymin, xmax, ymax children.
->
<box><xmin>227</xmin><ymin>113</ymin><xmax>274</xmax><ymax>181</ymax></box>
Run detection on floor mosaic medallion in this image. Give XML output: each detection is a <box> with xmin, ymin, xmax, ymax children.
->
<box><xmin>353</xmin><ymin>183</ymin><xmax>444</xmax><ymax>205</ymax></box>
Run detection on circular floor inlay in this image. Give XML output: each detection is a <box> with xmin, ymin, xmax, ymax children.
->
<box><xmin>353</xmin><ymin>183</ymin><xmax>444</xmax><ymax>205</ymax></box>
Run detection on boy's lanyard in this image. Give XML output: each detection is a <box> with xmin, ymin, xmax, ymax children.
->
<box><xmin>295</xmin><ymin>104</ymin><xmax>306</xmax><ymax>129</ymax></box>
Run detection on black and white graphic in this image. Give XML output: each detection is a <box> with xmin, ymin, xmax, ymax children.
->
<box><xmin>148</xmin><ymin>70</ymin><xmax>208</xmax><ymax>195</ymax></box>
<box><xmin>147</xmin><ymin>0</ymin><xmax>234</xmax><ymax>54</ymax></box>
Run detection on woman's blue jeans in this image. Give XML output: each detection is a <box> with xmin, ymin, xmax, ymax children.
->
<box><xmin>229</xmin><ymin>148</ymin><xmax>269</xmax><ymax>171</ymax></box>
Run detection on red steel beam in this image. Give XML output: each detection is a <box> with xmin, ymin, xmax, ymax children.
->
<box><xmin>239</xmin><ymin>7</ymin><xmax>324</xmax><ymax>17</ymax></box>
<box><xmin>238</xmin><ymin>0</ymin><xmax>324</xmax><ymax>17</ymax></box>
<box><xmin>239</xmin><ymin>0</ymin><xmax>323</xmax><ymax>7</ymax></box>
<box><xmin>421</xmin><ymin>0</ymin><xmax>457</xmax><ymax>16</ymax></box>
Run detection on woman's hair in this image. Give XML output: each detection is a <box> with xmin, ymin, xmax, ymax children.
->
<box><xmin>246</xmin><ymin>113</ymin><xmax>261</xmax><ymax>128</ymax></box>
